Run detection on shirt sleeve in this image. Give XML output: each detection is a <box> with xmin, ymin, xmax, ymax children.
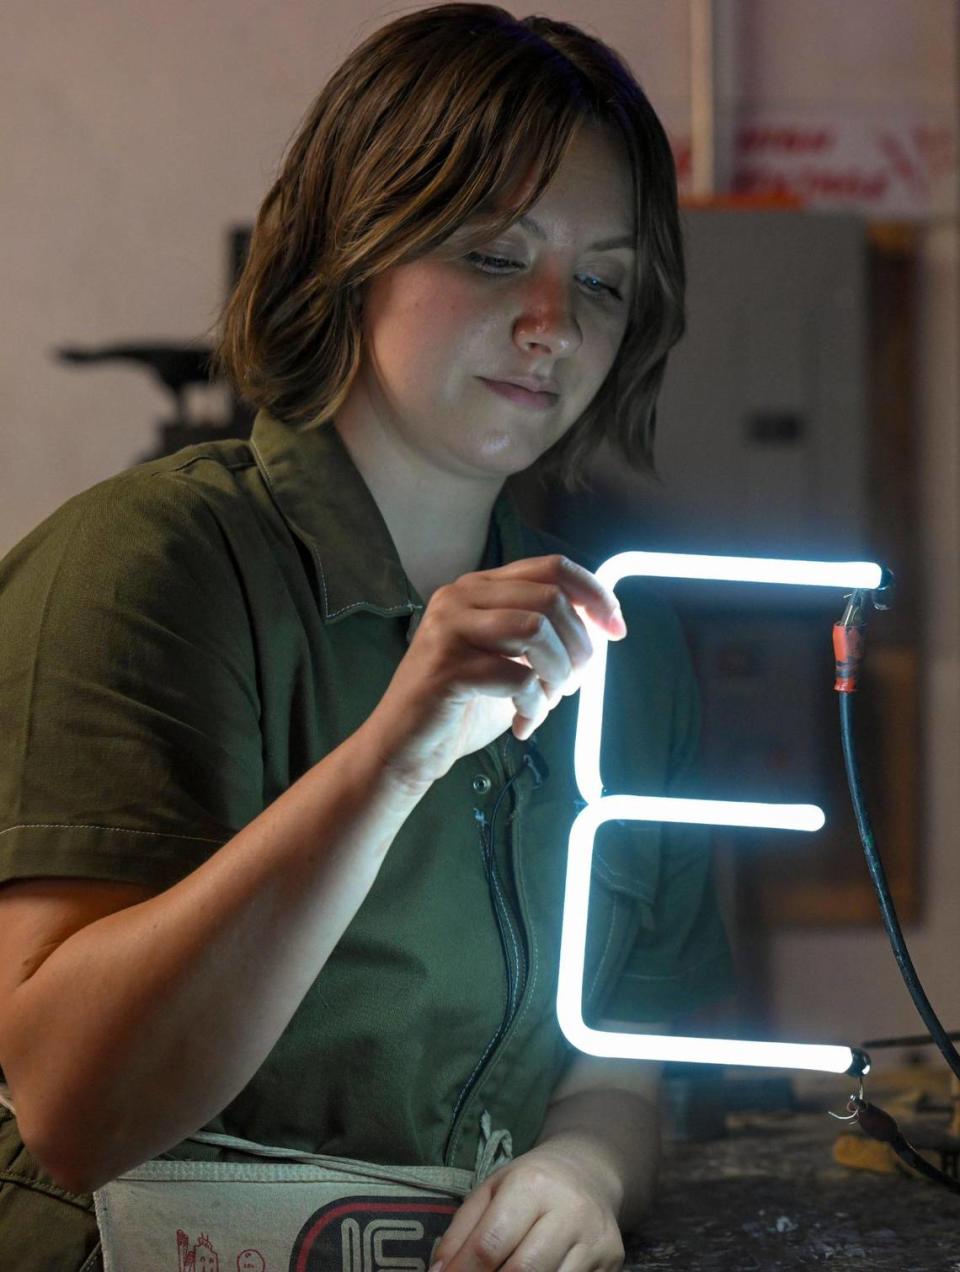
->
<box><xmin>0</xmin><ymin>470</ymin><xmax>264</xmax><ymax>891</ymax></box>
<box><xmin>594</xmin><ymin>584</ymin><xmax>737</xmax><ymax>1025</ymax></box>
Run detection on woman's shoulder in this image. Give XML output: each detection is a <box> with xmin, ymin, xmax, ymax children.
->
<box><xmin>82</xmin><ymin>435</ymin><xmax>259</xmax><ymax>527</ymax></box>
<box><xmin>0</xmin><ymin>439</ymin><xmax>272</xmax><ymax>645</ymax></box>
<box><xmin>3</xmin><ymin>438</ymin><xmax>259</xmax><ymax>567</ymax></box>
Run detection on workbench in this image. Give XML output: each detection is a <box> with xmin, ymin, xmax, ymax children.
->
<box><xmin>624</xmin><ymin>1073</ymin><xmax>959</xmax><ymax>1271</ymax></box>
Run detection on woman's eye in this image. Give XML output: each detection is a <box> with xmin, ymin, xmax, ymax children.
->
<box><xmin>465</xmin><ymin>251</ymin><xmax>622</xmax><ymax>301</ymax></box>
<box><xmin>580</xmin><ymin>274</ymin><xmax>623</xmax><ymax>300</ymax></box>
<box><xmin>465</xmin><ymin>251</ymin><xmax>520</xmax><ymax>273</ymax></box>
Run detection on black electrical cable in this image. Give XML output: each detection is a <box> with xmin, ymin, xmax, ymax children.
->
<box><xmin>862</xmin><ymin>1031</ymin><xmax>960</xmax><ymax>1051</ymax></box>
<box><xmin>839</xmin><ymin>691</ymin><xmax>960</xmax><ymax>1084</ymax></box>
<box><xmin>854</xmin><ymin>1098</ymin><xmax>960</xmax><ymax>1195</ymax></box>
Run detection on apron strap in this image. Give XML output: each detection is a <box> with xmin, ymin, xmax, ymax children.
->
<box><xmin>474</xmin><ymin>1108</ymin><xmax>514</xmax><ymax>1183</ymax></box>
<box><xmin>0</xmin><ymin>1082</ymin><xmax>513</xmax><ymax>1193</ymax></box>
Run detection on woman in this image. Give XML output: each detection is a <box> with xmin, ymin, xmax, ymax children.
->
<box><xmin>0</xmin><ymin>6</ymin><xmax>733</xmax><ymax>1269</ymax></box>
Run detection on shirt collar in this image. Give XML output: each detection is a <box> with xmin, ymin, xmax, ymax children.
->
<box><xmin>249</xmin><ymin>409</ymin><xmax>530</xmax><ymax>623</ymax></box>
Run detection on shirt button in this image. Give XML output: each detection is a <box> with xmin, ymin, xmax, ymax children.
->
<box><xmin>472</xmin><ymin>775</ymin><xmax>492</xmax><ymax>795</ymax></box>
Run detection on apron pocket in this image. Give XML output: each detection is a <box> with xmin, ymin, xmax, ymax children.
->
<box><xmin>95</xmin><ymin>1155</ymin><xmax>470</xmax><ymax>1272</ymax></box>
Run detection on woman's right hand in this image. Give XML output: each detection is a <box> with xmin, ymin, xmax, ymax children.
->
<box><xmin>367</xmin><ymin>554</ymin><xmax>627</xmax><ymax>792</ymax></box>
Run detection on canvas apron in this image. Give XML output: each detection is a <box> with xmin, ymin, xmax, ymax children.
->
<box><xmin>0</xmin><ymin>1089</ymin><xmax>512</xmax><ymax>1272</ymax></box>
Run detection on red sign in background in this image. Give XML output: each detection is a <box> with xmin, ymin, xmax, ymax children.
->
<box><xmin>672</xmin><ymin>112</ymin><xmax>957</xmax><ymax>217</ymax></box>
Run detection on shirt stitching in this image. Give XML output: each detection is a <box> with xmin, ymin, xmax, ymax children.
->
<box><xmin>593</xmin><ymin>858</ymin><xmax>656</xmax><ymax>895</ymax></box>
<box><xmin>12</xmin><ymin>500</ymin><xmax>87</xmax><ymax>810</ymax></box>
<box><xmin>0</xmin><ymin>823</ymin><xmax>224</xmax><ymax>844</ymax></box>
<box><xmin>249</xmin><ymin>435</ymin><xmax>415</xmax><ymax>621</ymax></box>
<box><xmin>163</xmin><ymin>454</ymin><xmax>254</xmax><ymax>477</ymax></box>
<box><xmin>0</xmin><ymin>1167</ymin><xmax>93</xmax><ymax>1208</ymax></box>
<box><xmin>488</xmin><ymin>859</ymin><xmax>522</xmax><ymax>1016</ymax></box>
<box><xmin>248</xmin><ymin>435</ymin><xmax>336</xmax><ymax>620</ymax></box>
<box><xmin>450</xmin><ymin>1035</ymin><xmax>500</xmax><ymax>1129</ymax></box>
<box><xmin>324</xmin><ymin>594</ymin><xmax>417</xmax><ymax>620</ymax></box>
<box><xmin>619</xmin><ymin>951</ymin><xmax>730</xmax><ymax>982</ymax></box>
<box><xmin>587</xmin><ymin>892</ymin><xmax>620</xmax><ymax>1001</ymax></box>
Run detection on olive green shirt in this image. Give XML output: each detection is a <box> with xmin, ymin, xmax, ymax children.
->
<box><xmin>0</xmin><ymin>409</ymin><xmax>732</xmax><ymax>1257</ymax></box>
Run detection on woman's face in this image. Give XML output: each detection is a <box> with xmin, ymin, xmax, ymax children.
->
<box><xmin>348</xmin><ymin>123</ymin><xmax>637</xmax><ymax>482</ymax></box>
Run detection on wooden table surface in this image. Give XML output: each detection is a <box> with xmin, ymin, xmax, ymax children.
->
<box><xmin>623</xmin><ymin>1081</ymin><xmax>959</xmax><ymax>1271</ymax></box>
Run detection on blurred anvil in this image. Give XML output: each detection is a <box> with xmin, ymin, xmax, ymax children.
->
<box><xmin>54</xmin><ymin>341</ymin><xmax>254</xmax><ymax>460</ymax></box>
<box><xmin>56</xmin><ymin>342</ymin><xmax>216</xmax><ymax>424</ymax></box>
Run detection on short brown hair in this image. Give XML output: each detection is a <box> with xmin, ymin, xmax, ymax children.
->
<box><xmin>207</xmin><ymin>3</ymin><xmax>685</xmax><ymax>491</ymax></box>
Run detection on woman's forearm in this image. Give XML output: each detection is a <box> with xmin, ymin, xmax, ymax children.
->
<box><xmin>2</xmin><ymin>715</ymin><xmax>428</xmax><ymax>1193</ymax></box>
<box><xmin>533</xmin><ymin>1085</ymin><xmax>662</xmax><ymax>1235</ymax></box>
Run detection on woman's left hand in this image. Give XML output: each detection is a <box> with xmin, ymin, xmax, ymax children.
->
<box><xmin>432</xmin><ymin>1143</ymin><xmax>625</xmax><ymax>1272</ymax></box>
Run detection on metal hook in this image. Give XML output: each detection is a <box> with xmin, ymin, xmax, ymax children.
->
<box><xmin>828</xmin><ymin>1074</ymin><xmax>865</xmax><ymax>1121</ymax></box>
<box><xmin>828</xmin><ymin>1104</ymin><xmax>859</xmax><ymax>1122</ymax></box>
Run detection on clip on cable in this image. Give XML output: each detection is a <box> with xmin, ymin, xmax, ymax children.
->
<box><xmin>833</xmin><ymin>603</ymin><xmax>866</xmax><ymax>692</ymax></box>
<box><xmin>832</xmin><ymin>571</ymin><xmax>893</xmax><ymax>692</ymax></box>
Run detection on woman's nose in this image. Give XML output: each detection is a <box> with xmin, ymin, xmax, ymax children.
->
<box><xmin>512</xmin><ymin>275</ymin><xmax>582</xmax><ymax>358</ymax></box>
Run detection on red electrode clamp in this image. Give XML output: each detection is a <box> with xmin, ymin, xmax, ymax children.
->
<box><xmin>833</xmin><ymin>598</ymin><xmax>867</xmax><ymax>693</ymax></box>
<box><xmin>833</xmin><ymin>575</ymin><xmax>893</xmax><ymax>693</ymax></box>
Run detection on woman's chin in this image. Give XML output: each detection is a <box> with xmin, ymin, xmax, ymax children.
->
<box><xmin>464</xmin><ymin>426</ymin><xmax>564</xmax><ymax>478</ymax></box>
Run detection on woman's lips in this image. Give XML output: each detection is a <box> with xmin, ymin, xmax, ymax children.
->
<box><xmin>479</xmin><ymin>378</ymin><xmax>559</xmax><ymax>410</ymax></box>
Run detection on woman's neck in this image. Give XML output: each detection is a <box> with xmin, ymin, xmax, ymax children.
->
<box><xmin>332</xmin><ymin>418</ymin><xmax>502</xmax><ymax>605</ymax></box>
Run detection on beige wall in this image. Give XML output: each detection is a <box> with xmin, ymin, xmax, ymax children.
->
<box><xmin>2</xmin><ymin>0</ymin><xmax>957</xmax><ymax>1054</ymax></box>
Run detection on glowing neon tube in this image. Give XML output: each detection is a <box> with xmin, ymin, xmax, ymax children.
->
<box><xmin>557</xmin><ymin>550</ymin><xmax>882</xmax><ymax>1076</ymax></box>
<box><xmin>556</xmin><ymin>799</ymin><xmax>856</xmax><ymax>1073</ymax></box>
<box><xmin>576</xmin><ymin>552</ymin><xmax>883</xmax><ymax>803</ymax></box>
<box><xmin>596</xmin><ymin>551</ymin><xmax>883</xmax><ymax>592</ymax></box>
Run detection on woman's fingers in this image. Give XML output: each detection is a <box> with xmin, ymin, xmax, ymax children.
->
<box><xmin>371</xmin><ymin>553</ymin><xmax>627</xmax><ymax>788</ymax></box>
<box><xmin>436</xmin><ymin>1183</ymin><xmax>544</xmax><ymax>1272</ymax></box>
<box><xmin>428</xmin><ymin>641</ymin><xmax>549</xmax><ymax>742</ymax></box>
<box><xmin>440</xmin><ymin>603</ymin><xmax>574</xmax><ymax>693</ymax></box>
<box><xmin>437</xmin><ymin>646</ymin><xmax>542</xmax><ymax>702</ymax></box>
<box><xmin>433</xmin><ymin>555</ymin><xmax>626</xmax><ymax>739</ymax></box>
<box><xmin>492</xmin><ymin>555</ymin><xmax>626</xmax><ymax>641</ymax></box>
<box><xmin>455</xmin><ymin>578</ymin><xmax>594</xmax><ymax>673</ymax></box>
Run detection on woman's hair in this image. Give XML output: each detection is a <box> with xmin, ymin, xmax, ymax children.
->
<box><xmin>207</xmin><ymin>3</ymin><xmax>685</xmax><ymax>491</ymax></box>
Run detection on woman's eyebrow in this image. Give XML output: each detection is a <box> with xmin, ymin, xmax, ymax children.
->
<box><xmin>515</xmin><ymin>213</ymin><xmax>635</xmax><ymax>253</ymax></box>
<box><xmin>468</xmin><ymin>205</ymin><xmax>635</xmax><ymax>253</ymax></box>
